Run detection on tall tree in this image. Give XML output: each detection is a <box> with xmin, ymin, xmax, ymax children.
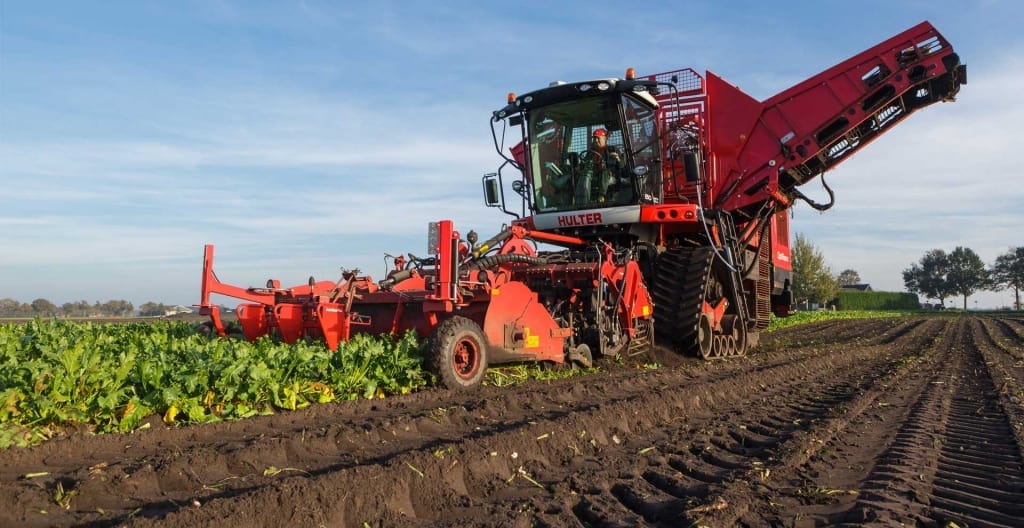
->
<box><xmin>837</xmin><ymin>269</ymin><xmax>861</xmax><ymax>286</ymax></box>
<box><xmin>903</xmin><ymin>249</ymin><xmax>954</xmax><ymax>306</ymax></box>
<box><xmin>99</xmin><ymin>299</ymin><xmax>134</xmax><ymax>317</ymax></box>
<box><xmin>946</xmin><ymin>246</ymin><xmax>989</xmax><ymax>310</ymax></box>
<box><xmin>76</xmin><ymin>300</ymin><xmax>94</xmax><ymax>316</ymax></box>
<box><xmin>139</xmin><ymin>302</ymin><xmax>169</xmax><ymax>317</ymax></box>
<box><xmin>30</xmin><ymin>298</ymin><xmax>58</xmax><ymax>316</ymax></box>
<box><xmin>791</xmin><ymin>234</ymin><xmax>839</xmax><ymax>308</ymax></box>
<box><xmin>991</xmin><ymin>246</ymin><xmax>1024</xmax><ymax>310</ymax></box>
<box><xmin>0</xmin><ymin>298</ymin><xmax>22</xmax><ymax>316</ymax></box>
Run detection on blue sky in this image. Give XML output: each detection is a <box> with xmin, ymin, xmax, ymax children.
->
<box><xmin>1</xmin><ymin>1</ymin><xmax>1021</xmax><ymax>309</ymax></box>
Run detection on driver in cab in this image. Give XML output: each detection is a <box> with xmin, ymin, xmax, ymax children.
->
<box><xmin>583</xmin><ymin>128</ymin><xmax>626</xmax><ymax>204</ymax></box>
<box><xmin>588</xmin><ymin>128</ymin><xmax>622</xmax><ymax>171</ymax></box>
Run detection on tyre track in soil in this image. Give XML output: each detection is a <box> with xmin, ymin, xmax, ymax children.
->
<box><xmin>986</xmin><ymin>316</ymin><xmax>1024</xmax><ymax>360</ymax></box>
<box><xmin>702</xmin><ymin>316</ymin><xmax>1024</xmax><ymax>528</ymax></box>
<box><xmin>569</xmin><ymin>316</ymin><xmax>953</xmax><ymax>528</ymax></box>
<box><xmin>0</xmin><ymin>317</ymin><xmax>901</xmax><ymax>527</ymax></box>
<box><xmin>122</xmin><ymin>318</ymin><xmax>932</xmax><ymax>527</ymax></box>
<box><xmin>843</xmin><ymin>317</ymin><xmax>1024</xmax><ymax>527</ymax></box>
<box><xmin>0</xmin><ymin>317</ymin><xmax>906</xmax><ymax>526</ymax></box>
<box><xmin>0</xmin><ymin>316</ymin><xmax>966</xmax><ymax>527</ymax></box>
<box><xmin>756</xmin><ymin>317</ymin><xmax>911</xmax><ymax>355</ymax></box>
<box><xmin>973</xmin><ymin>317</ymin><xmax>1024</xmax><ymax>453</ymax></box>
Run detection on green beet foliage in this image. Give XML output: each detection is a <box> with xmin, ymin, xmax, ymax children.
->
<box><xmin>0</xmin><ymin>320</ymin><xmax>429</xmax><ymax>448</ymax></box>
<box><xmin>766</xmin><ymin>309</ymin><xmax>907</xmax><ymax>331</ymax></box>
<box><xmin>836</xmin><ymin>290</ymin><xmax>920</xmax><ymax>311</ymax></box>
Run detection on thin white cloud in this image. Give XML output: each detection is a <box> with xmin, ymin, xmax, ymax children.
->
<box><xmin>1</xmin><ymin>4</ymin><xmax>1021</xmax><ymax>308</ymax></box>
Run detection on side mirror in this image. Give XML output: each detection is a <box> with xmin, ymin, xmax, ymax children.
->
<box><xmin>482</xmin><ymin>173</ymin><xmax>501</xmax><ymax>207</ymax></box>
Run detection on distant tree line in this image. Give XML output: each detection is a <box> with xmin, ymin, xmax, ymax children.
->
<box><xmin>903</xmin><ymin>246</ymin><xmax>1024</xmax><ymax>310</ymax></box>
<box><xmin>792</xmin><ymin>236</ymin><xmax>1024</xmax><ymax>310</ymax></box>
<box><xmin>0</xmin><ymin>298</ymin><xmax>136</xmax><ymax>318</ymax></box>
<box><xmin>137</xmin><ymin>302</ymin><xmax>177</xmax><ymax>316</ymax></box>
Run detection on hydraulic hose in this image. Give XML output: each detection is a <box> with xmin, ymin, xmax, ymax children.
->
<box><xmin>791</xmin><ymin>174</ymin><xmax>835</xmax><ymax>211</ymax></box>
<box><xmin>469</xmin><ymin>253</ymin><xmax>547</xmax><ymax>270</ymax></box>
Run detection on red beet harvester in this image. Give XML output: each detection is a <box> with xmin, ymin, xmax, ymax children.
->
<box><xmin>197</xmin><ymin>21</ymin><xmax>966</xmax><ymax>389</ymax></box>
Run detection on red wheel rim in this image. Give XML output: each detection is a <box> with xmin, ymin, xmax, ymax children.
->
<box><xmin>452</xmin><ymin>337</ymin><xmax>480</xmax><ymax>379</ymax></box>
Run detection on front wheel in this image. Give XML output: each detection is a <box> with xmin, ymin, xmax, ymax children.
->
<box><xmin>428</xmin><ymin>316</ymin><xmax>489</xmax><ymax>390</ymax></box>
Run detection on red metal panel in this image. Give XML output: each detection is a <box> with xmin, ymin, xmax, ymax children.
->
<box><xmin>510</xmin><ymin>141</ymin><xmax>526</xmax><ymax>166</ymax></box>
<box><xmin>482</xmin><ymin>281</ymin><xmax>564</xmax><ymax>362</ymax></box>
<box><xmin>705</xmin><ymin>72</ymin><xmax>764</xmax><ymax>203</ymax></box>
<box><xmin>609</xmin><ymin>260</ymin><xmax>654</xmax><ymax>324</ymax></box>
<box><xmin>428</xmin><ymin>220</ymin><xmax>458</xmax><ymax>306</ymax></box>
<box><xmin>771</xmin><ymin>212</ymin><xmax>791</xmax><ymax>272</ymax></box>
<box><xmin>638</xmin><ymin>204</ymin><xmax>700</xmax><ymax>223</ymax></box>
<box><xmin>316</xmin><ymin>303</ymin><xmax>351</xmax><ymax>351</ymax></box>
<box><xmin>274</xmin><ymin>304</ymin><xmax>305</xmax><ymax>344</ymax></box>
<box><xmin>236</xmin><ymin>303</ymin><xmax>269</xmax><ymax>342</ymax></box>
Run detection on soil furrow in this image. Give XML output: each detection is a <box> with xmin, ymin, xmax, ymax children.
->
<box><xmin>4</xmin><ymin>315</ymin><xmax>1023</xmax><ymax>528</ymax></box>
<box><xmin>125</xmin><ymin>326</ymin><xmax>900</xmax><ymax>526</ymax></box>
<box><xmin>567</xmin><ymin>326</ymin><xmax>942</xmax><ymax>526</ymax></box>
<box><xmin>845</xmin><ymin>318</ymin><xmax>1024</xmax><ymax>528</ymax></box>
<box><xmin>972</xmin><ymin>318</ymin><xmax>1024</xmax><ymax>452</ymax></box>
<box><xmin>693</xmin><ymin>318</ymin><xmax>955</xmax><ymax>526</ymax></box>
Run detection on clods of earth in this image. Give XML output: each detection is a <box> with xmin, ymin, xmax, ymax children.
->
<box><xmin>2</xmin><ymin>315</ymin><xmax>1023</xmax><ymax>527</ymax></box>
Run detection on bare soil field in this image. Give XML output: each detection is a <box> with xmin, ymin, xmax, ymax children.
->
<box><xmin>2</xmin><ymin>315</ymin><xmax>1022</xmax><ymax>527</ymax></box>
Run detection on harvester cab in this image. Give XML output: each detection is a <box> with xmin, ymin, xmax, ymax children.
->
<box><xmin>484</xmin><ymin>71</ymin><xmax>667</xmax><ymax>237</ymax></box>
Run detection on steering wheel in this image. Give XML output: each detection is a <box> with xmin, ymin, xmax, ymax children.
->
<box><xmin>580</xmin><ymin>148</ymin><xmax>606</xmax><ymax>168</ymax></box>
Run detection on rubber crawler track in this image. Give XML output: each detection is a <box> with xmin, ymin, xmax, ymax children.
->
<box><xmin>650</xmin><ymin>246</ymin><xmax>712</xmax><ymax>354</ymax></box>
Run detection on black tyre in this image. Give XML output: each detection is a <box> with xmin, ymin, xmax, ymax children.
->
<box><xmin>428</xmin><ymin>316</ymin><xmax>489</xmax><ymax>390</ymax></box>
<box><xmin>195</xmin><ymin>321</ymin><xmax>215</xmax><ymax>338</ymax></box>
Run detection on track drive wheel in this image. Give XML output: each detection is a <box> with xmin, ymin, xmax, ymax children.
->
<box><xmin>697</xmin><ymin>314</ymin><xmax>714</xmax><ymax>359</ymax></box>
<box><xmin>428</xmin><ymin>316</ymin><xmax>489</xmax><ymax>390</ymax></box>
<box><xmin>720</xmin><ymin>315</ymin><xmax>748</xmax><ymax>357</ymax></box>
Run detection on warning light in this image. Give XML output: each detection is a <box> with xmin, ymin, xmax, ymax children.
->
<box><xmin>625</xmin><ymin>67</ymin><xmax>636</xmax><ymax>80</ymax></box>
<box><xmin>507</xmin><ymin>92</ymin><xmax>516</xmax><ymax>104</ymax></box>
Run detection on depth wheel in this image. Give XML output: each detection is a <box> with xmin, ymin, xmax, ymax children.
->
<box><xmin>195</xmin><ymin>321</ymin><xmax>215</xmax><ymax>338</ymax></box>
<box><xmin>570</xmin><ymin>343</ymin><xmax>594</xmax><ymax>369</ymax></box>
<box><xmin>428</xmin><ymin>316</ymin><xmax>489</xmax><ymax>390</ymax></box>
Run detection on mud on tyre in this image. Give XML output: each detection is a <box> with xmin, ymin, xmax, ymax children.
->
<box><xmin>428</xmin><ymin>316</ymin><xmax>489</xmax><ymax>390</ymax></box>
